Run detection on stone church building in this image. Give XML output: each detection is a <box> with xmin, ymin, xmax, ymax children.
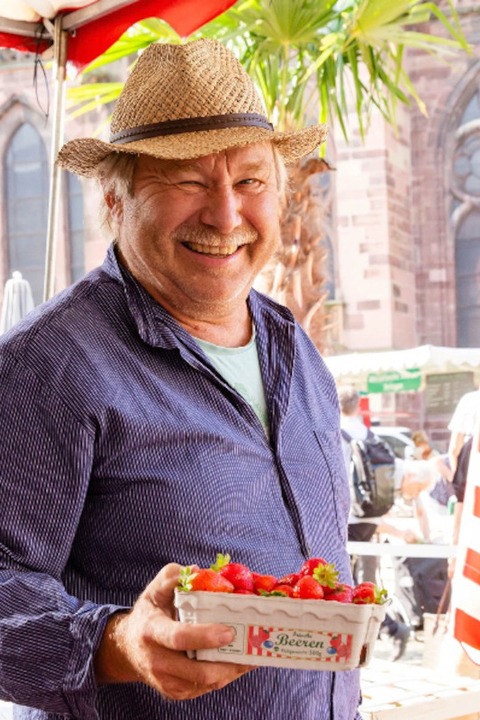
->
<box><xmin>0</xmin><ymin>1</ymin><xmax>479</xmax><ymax>444</ymax></box>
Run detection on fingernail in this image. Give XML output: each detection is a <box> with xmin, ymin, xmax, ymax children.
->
<box><xmin>217</xmin><ymin>627</ymin><xmax>235</xmax><ymax>645</ymax></box>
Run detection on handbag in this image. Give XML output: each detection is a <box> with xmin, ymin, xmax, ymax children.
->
<box><xmin>422</xmin><ymin>579</ymin><xmax>450</xmax><ymax>669</ymax></box>
<box><xmin>423</xmin><ymin>578</ymin><xmax>480</xmax><ymax>678</ymax></box>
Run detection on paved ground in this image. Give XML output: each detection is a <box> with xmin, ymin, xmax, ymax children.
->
<box><xmin>370</xmin><ymin>627</ymin><xmax>424</xmax><ymax>666</ymax></box>
<box><xmin>361</xmin><ymin>630</ymin><xmax>480</xmax><ymax>720</ymax></box>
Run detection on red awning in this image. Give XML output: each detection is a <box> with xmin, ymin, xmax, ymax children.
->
<box><xmin>0</xmin><ymin>0</ymin><xmax>237</xmax><ymax>69</ymax></box>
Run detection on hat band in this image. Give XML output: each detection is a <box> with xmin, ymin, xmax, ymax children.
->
<box><xmin>110</xmin><ymin>113</ymin><xmax>274</xmax><ymax>145</ymax></box>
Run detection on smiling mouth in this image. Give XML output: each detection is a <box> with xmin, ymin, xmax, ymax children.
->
<box><xmin>184</xmin><ymin>242</ymin><xmax>241</xmax><ymax>257</ymax></box>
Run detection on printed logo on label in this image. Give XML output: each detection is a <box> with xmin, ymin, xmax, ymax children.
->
<box><xmin>246</xmin><ymin>626</ymin><xmax>353</xmax><ymax>662</ymax></box>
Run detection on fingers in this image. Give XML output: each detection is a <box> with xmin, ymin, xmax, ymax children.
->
<box><xmin>146</xmin><ymin>563</ymin><xmax>185</xmax><ymax>610</ymax></box>
<box><xmin>111</xmin><ymin>563</ymin><xmax>255</xmax><ymax>701</ymax></box>
<box><xmin>157</xmin><ymin>662</ymin><xmax>253</xmax><ymax>701</ymax></box>
<box><xmin>154</xmin><ymin>617</ymin><xmax>235</xmax><ymax>653</ymax></box>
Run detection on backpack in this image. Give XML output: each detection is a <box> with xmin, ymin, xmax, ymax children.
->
<box><xmin>341</xmin><ymin>428</ymin><xmax>396</xmax><ymax>518</ymax></box>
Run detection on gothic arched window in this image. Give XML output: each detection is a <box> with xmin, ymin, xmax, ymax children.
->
<box><xmin>66</xmin><ymin>171</ymin><xmax>85</xmax><ymax>283</ymax></box>
<box><xmin>5</xmin><ymin>123</ymin><xmax>48</xmax><ymax>304</ymax></box>
<box><xmin>451</xmin><ymin>89</ymin><xmax>480</xmax><ymax>348</ymax></box>
<box><xmin>455</xmin><ymin>209</ymin><xmax>480</xmax><ymax>347</ymax></box>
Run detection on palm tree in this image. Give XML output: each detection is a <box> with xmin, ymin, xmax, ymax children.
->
<box><xmin>68</xmin><ymin>0</ymin><xmax>470</xmax><ymax>350</ymax></box>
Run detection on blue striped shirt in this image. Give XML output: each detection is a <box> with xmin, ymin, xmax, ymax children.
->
<box><xmin>0</xmin><ymin>246</ymin><xmax>361</xmax><ymax>719</ymax></box>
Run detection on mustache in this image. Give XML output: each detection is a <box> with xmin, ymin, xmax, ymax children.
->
<box><xmin>172</xmin><ymin>225</ymin><xmax>258</xmax><ymax>246</ymax></box>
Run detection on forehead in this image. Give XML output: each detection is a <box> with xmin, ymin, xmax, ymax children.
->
<box><xmin>138</xmin><ymin>142</ymin><xmax>276</xmax><ymax>175</ymax></box>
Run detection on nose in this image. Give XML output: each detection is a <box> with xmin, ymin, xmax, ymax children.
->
<box><xmin>199</xmin><ymin>185</ymin><xmax>242</xmax><ymax>235</ymax></box>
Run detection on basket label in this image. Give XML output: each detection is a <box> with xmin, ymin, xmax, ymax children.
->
<box><xmin>219</xmin><ymin>624</ymin><xmax>352</xmax><ymax>663</ymax></box>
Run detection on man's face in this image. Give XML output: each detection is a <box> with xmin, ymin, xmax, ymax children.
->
<box><xmin>113</xmin><ymin>143</ymin><xmax>282</xmax><ymax>322</ymax></box>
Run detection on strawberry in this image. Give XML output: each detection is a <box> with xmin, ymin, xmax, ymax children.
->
<box><xmin>211</xmin><ymin>553</ymin><xmax>254</xmax><ymax>593</ymax></box>
<box><xmin>299</xmin><ymin>557</ymin><xmax>339</xmax><ymax>589</ymax></box>
<box><xmin>312</xmin><ymin>563</ymin><xmax>339</xmax><ymax>590</ymax></box>
<box><xmin>352</xmin><ymin>581</ymin><xmax>388</xmax><ymax>605</ymax></box>
<box><xmin>292</xmin><ymin>575</ymin><xmax>325</xmax><ymax>600</ymax></box>
<box><xmin>299</xmin><ymin>557</ymin><xmax>329</xmax><ymax>577</ymax></box>
<box><xmin>267</xmin><ymin>584</ymin><xmax>295</xmax><ymax>597</ymax></box>
<box><xmin>324</xmin><ymin>583</ymin><xmax>354</xmax><ymax>603</ymax></box>
<box><xmin>277</xmin><ymin>572</ymin><xmax>300</xmax><ymax>587</ymax></box>
<box><xmin>252</xmin><ymin>573</ymin><xmax>278</xmax><ymax>594</ymax></box>
<box><xmin>178</xmin><ymin>566</ymin><xmax>235</xmax><ymax>593</ymax></box>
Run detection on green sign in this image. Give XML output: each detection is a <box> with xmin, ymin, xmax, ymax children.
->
<box><xmin>367</xmin><ymin>368</ymin><xmax>421</xmax><ymax>394</ymax></box>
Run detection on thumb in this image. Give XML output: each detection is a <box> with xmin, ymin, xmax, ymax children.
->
<box><xmin>145</xmin><ymin>563</ymin><xmax>186</xmax><ymax>610</ymax></box>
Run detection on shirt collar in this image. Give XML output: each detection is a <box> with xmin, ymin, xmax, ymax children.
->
<box><xmin>101</xmin><ymin>243</ymin><xmax>295</xmax><ymax>351</ymax></box>
<box><xmin>101</xmin><ymin>244</ymin><xmax>185</xmax><ymax>350</ymax></box>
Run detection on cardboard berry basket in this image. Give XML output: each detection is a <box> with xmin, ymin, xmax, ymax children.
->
<box><xmin>174</xmin><ymin>590</ymin><xmax>386</xmax><ymax>671</ymax></box>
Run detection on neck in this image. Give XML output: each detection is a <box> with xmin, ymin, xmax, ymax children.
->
<box><xmin>180</xmin><ymin>305</ymin><xmax>252</xmax><ymax>347</ymax></box>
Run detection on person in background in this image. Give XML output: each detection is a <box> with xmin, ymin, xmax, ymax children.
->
<box><xmin>395</xmin><ymin>459</ymin><xmax>454</xmax><ymax>632</ymax></box>
<box><xmin>339</xmin><ymin>385</ymin><xmax>411</xmax><ymax>661</ymax></box>
<box><xmin>400</xmin><ymin>460</ymin><xmax>447</xmax><ymax>544</ymax></box>
<box><xmin>411</xmin><ymin>430</ymin><xmax>439</xmax><ymax>461</ymax></box>
<box><xmin>447</xmin><ymin>388</ymin><xmax>479</xmax><ymax>578</ymax></box>
<box><xmin>448</xmin><ymin>387</ymin><xmax>480</xmax><ymax>473</ymax></box>
<box><xmin>0</xmin><ymin>39</ymin><xmax>361</xmax><ymax>720</ymax></box>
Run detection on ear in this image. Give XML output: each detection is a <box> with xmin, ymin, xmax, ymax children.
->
<box><xmin>104</xmin><ymin>191</ymin><xmax>123</xmax><ymax>222</ymax></box>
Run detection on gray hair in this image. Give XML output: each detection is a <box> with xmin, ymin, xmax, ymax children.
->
<box><xmin>338</xmin><ymin>385</ymin><xmax>360</xmax><ymax>416</ymax></box>
<box><xmin>97</xmin><ymin>152</ymin><xmax>137</xmax><ymax>238</ymax></box>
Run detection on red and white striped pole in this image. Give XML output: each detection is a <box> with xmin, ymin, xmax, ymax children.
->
<box><xmin>452</xmin><ymin>422</ymin><xmax>480</xmax><ymax>664</ymax></box>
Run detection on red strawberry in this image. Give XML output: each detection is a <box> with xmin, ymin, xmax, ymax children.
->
<box><xmin>324</xmin><ymin>583</ymin><xmax>354</xmax><ymax>603</ymax></box>
<box><xmin>336</xmin><ymin>643</ymin><xmax>350</xmax><ymax>659</ymax></box>
<box><xmin>299</xmin><ymin>557</ymin><xmax>329</xmax><ymax>577</ymax></box>
<box><xmin>211</xmin><ymin>553</ymin><xmax>254</xmax><ymax>592</ymax></box>
<box><xmin>312</xmin><ymin>563</ymin><xmax>339</xmax><ymax>590</ymax></box>
<box><xmin>269</xmin><ymin>584</ymin><xmax>295</xmax><ymax>597</ymax></box>
<box><xmin>330</xmin><ymin>634</ymin><xmax>343</xmax><ymax>649</ymax></box>
<box><xmin>292</xmin><ymin>575</ymin><xmax>325</xmax><ymax>600</ymax></box>
<box><xmin>277</xmin><ymin>572</ymin><xmax>300</xmax><ymax>587</ymax></box>
<box><xmin>179</xmin><ymin>567</ymin><xmax>235</xmax><ymax>593</ymax></box>
<box><xmin>252</xmin><ymin>573</ymin><xmax>278</xmax><ymax>594</ymax></box>
<box><xmin>352</xmin><ymin>581</ymin><xmax>388</xmax><ymax>605</ymax></box>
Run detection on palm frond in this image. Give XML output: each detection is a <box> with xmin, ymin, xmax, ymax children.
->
<box><xmin>67</xmin><ymin>0</ymin><xmax>471</xmax><ymax>143</ymax></box>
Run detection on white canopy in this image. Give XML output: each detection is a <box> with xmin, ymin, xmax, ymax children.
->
<box><xmin>0</xmin><ymin>1</ymin><xmax>97</xmax><ymax>22</ymax></box>
<box><xmin>324</xmin><ymin>344</ymin><xmax>480</xmax><ymax>382</ymax></box>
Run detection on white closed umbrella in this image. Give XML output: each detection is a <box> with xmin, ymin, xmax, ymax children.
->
<box><xmin>0</xmin><ymin>271</ymin><xmax>35</xmax><ymax>334</ymax></box>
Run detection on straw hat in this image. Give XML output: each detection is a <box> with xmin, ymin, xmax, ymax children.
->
<box><xmin>57</xmin><ymin>39</ymin><xmax>327</xmax><ymax>177</ymax></box>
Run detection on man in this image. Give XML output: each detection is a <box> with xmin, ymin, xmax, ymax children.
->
<box><xmin>0</xmin><ymin>40</ymin><xmax>360</xmax><ymax>719</ymax></box>
<box><xmin>339</xmin><ymin>385</ymin><xmax>411</xmax><ymax>660</ymax></box>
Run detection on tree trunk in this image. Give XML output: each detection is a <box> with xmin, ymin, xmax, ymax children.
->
<box><xmin>257</xmin><ymin>157</ymin><xmax>334</xmax><ymax>353</ymax></box>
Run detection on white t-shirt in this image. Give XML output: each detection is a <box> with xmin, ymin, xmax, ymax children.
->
<box><xmin>195</xmin><ymin>328</ymin><xmax>269</xmax><ymax>435</ymax></box>
<box><xmin>448</xmin><ymin>389</ymin><xmax>480</xmax><ymax>436</ymax></box>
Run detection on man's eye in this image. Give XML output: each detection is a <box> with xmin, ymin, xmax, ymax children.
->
<box><xmin>237</xmin><ymin>178</ymin><xmax>262</xmax><ymax>187</ymax></box>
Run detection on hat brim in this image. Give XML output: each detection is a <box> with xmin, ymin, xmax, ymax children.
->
<box><xmin>56</xmin><ymin>124</ymin><xmax>327</xmax><ymax>177</ymax></box>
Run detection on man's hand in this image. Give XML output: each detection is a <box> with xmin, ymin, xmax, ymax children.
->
<box><xmin>94</xmin><ymin>563</ymin><xmax>253</xmax><ymax>700</ymax></box>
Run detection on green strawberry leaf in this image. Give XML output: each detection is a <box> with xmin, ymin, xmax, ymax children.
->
<box><xmin>178</xmin><ymin>566</ymin><xmax>194</xmax><ymax>592</ymax></box>
<box><xmin>313</xmin><ymin>563</ymin><xmax>339</xmax><ymax>589</ymax></box>
<box><xmin>375</xmin><ymin>587</ymin><xmax>389</xmax><ymax>605</ymax></box>
<box><xmin>210</xmin><ymin>552</ymin><xmax>231</xmax><ymax>572</ymax></box>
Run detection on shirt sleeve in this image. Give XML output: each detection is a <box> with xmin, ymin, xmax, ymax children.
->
<box><xmin>451</xmin><ymin>437</ymin><xmax>473</xmax><ymax>503</ymax></box>
<box><xmin>0</xmin><ymin>351</ymin><xmax>123</xmax><ymax>717</ymax></box>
